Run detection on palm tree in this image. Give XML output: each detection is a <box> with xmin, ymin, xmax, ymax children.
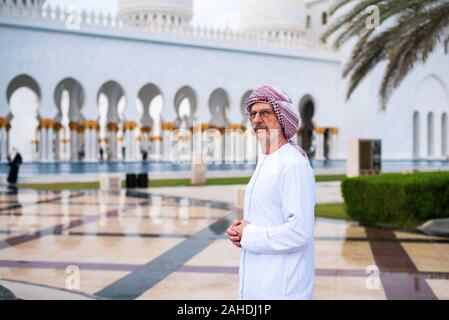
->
<box><xmin>321</xmin><ymin>0</ymin><xmax>449</xmax><ymax>108</ymax></box>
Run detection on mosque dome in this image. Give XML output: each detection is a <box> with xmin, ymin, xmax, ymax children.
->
<box><xmin>240</xmin><ymin>0</ymin><xmax>307</xmax><ymax>38</ymax></box>
<box><xmin>117</xmin><ymin>0</ymin><xmax>193</xmax><ymax>26</ymax></box>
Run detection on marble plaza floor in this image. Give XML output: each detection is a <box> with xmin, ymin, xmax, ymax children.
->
<box><xmin>0</xmin><ymin>187</ymin><xmax>449</xmax><ymax>300</ymax></box>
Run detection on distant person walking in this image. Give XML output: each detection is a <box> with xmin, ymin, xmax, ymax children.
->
<box><xmin>142</xmin><ymin>149</ymin><xmax>148</xmax><ymax>161</ymax></box>
<box><xmin>78</xmin><ymin>144</ymin><xmax>85</xmax><ymax>161</ymax></box>
<box><xmin>7</xmin><ymin>147</ymin><xmax>23</xmax><ymax>185</ymax></box>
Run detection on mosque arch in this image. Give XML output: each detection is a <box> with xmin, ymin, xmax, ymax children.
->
<box><xmin>54</xmin><ymin>77</ymin><xmax>85</xmax><ymax>161</ymax></box>
<box><xmin>413</xmin><ymin>75</ymin><xmax>449</xmax><ymax>108</ymax></box>
<box><xmin>174</xmin><ymin>85</ymin><xmax>197</xmax><ymax>129</ymax></box>
<box><xmin>98</xmin><ymin>80</ymin><xmax>126</xmax><ymax>124</ymax></box>
<box><xmin>6</xmin><ymin>74</ymin><xmax>41</xmax><ymax>161</ymax></box>
<box><xmin>54</xmin><ymin>77</ymin><xmax>85</xmax><ymax>122</ymax></box>
<box><xmin>240</xmin><ymin>89</ymin><xmax>253</xmax><ymax>125</ymax></box>
<box><xmin>299</xmin><ymin>94</ymin><xmax>316</xmax><ymax>158</ymax></box>
<box><xmin>138</xmin><ymin>83</ymin><xmax>163</xmax><ymax>129</ymax></box>
<box><xmin>208</xmin><ymin>88</ymin><xmax>230</xmax><ymax>129</ymax></box>
<box><xmin>97</xmin><ymin>80</ymin><xmax>126</xmax><ymax>160</ymax></box>
<box><xmin>138</xmin><ymin>83</ymin><xmax>163</xmax><ymax>158</ymax></box>
<box><xmin>7</xmin><ymin>74</ymin><xmax>41</xmax><ymax>104</ymax></box>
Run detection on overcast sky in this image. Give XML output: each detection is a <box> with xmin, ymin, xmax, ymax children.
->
<box><xmin>46</xmin><ymin>0</ymin><xmax>241</xmax><ymax>29</ymax></box>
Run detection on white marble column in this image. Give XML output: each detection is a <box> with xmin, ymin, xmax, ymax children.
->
<box><xmin>202</xmin><ymin>126</ymin><xmax>222</xmax><ymax>164</ymax></box>
<box><xmin>91</xmin><ymin>127</ymin><xmax>98</xmax><ymax>161</ymax></box>
<box><xmin>162</xmin><ymin>122</ymin><xmax>176</xmax><ymax>161</ymax></box>
<box><xmin>123</xmin><ymin>120</ymin><xmax>138</xmax><ymax>161</ymax></box>
<box><xmin>0</xmin><ymin>127</ymin><xmax>7</xmax><ymax>162</ymax></box>
<box><xmin>85</xmin><ymin>129</ymin><xmax>92</xmax><ymax>161</ymax></box>
<box><xmin>37</xmin><ymin>81</ymin><xmax>59</xmax><ymax>162</ymax></box>
<box><xmin>224</xmin><ymin>124</ymin><xmax>246</xmax><ymax>164</ymax></box>
<box><xmin>315</xmin><ymin>127</ymin><xmax>325</xmax><ymax>160</ymax></box>
<box><xmin>220</xmin><ymin>128</ymin><xmax>227</xmax><ymax>164</ymax></box>
<box><xmin>53</xmin><ymin>124</ymin><xmax>62</xmax><ymax>162</ymax></box>
<box><xmin>129</xmin><ymin>131</ymin><xmax>136</xmax><ymax>161</ymax></box>
<box><xmin>0</xmin><ymin>118</ymin><xmax>10</xmax><ymax>163</ymax></box>
<box><xmin>107</xmin><ymin>122</ymin><xmax>118</xmax><ymax>160</ymax></box>
<box><xmin>83</xmin><ymin>120</ymin><xmax>99</xmax><ymax>162</ymax></box>
<box><xmin>109</xmin><ymin>132</ymin><xmax>117</xmax><ymax>160</ymax></box>
<box><xmin>47</xmin><ymin>125</ymin><xmax>55</xmax><ymax>161</ymax></box>
<box><xmin>69</xmin><ymin>122</ymin><xmax>78</xmax><ymax>161</ymax></box>
<box><xmin>81</xmin><ymin>84</ymin><xmax>100</xmax><ymax>162</ymax></box>
<box><xmin>60</xmin><ymin>134</ymin><xmax>70</xmax><ymax>161</ymax></box>
<box><xmin>329</xmin><ymin>127</ymin><xmax>339</xmax><ymax>160</ymax></box>
<box><xmin>77</xmin><ymin>126</ymin><xmax>85</xmax><ymax>162</ymax></box>
<box><xmin>31</xmin><ymin>140</ymin><xmax>38</xmax><ymax>162</ymax></box>
<box><xmin>245</xmin><ymin>127</ymin><xmax>257</xmax><ymax>164</ymax></box>
<box><xmin>151</xmin><ymin>136</ymin><xmax>162</xmax><ymax>161</ymax></box>
<box><xmin>38</xmin><ymin>121</ymin><xmax>47</xmax><ymax>162</ymax></box>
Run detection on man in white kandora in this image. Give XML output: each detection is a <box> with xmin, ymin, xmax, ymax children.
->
<box><xmin>227</xmin><ymin>85</ymin><xmax>316</xmax><ymax>300</ymax></box>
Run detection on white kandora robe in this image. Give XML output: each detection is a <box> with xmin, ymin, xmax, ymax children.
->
<box><xmin>239</xmin><ymin>143</ymin><xmax>316</xmax><ymax>299</ymax></box>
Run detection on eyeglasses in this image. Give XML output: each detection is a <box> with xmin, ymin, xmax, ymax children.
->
<box><xmin>245</xmin><ymin>110</ymin><xmax>275</xmax><ymax>120</ymax></box>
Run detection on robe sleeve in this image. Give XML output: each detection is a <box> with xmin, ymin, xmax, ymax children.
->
<box><xmin>240</xmin><ymin>161</ymin><xmax>315</xmax><ymax>254</ymax></box>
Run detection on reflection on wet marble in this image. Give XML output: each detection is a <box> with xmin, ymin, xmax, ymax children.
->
<box><xmin>0</xmin><ymin>189</ymin><xmax>448</xmax><ymax>300</ymax></box>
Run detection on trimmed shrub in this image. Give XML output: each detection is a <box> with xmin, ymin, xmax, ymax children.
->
<box><xmin>341</xmin><ymin>171</ymin><xmax>449</xmax><ymax>224</ymax></box>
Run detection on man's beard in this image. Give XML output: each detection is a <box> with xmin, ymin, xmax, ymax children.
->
<box><xmin>254</xmin><ymin>126</ymin><xmax>282</xmax><ymax>148</ymax></box>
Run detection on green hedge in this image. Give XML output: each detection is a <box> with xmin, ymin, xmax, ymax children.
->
<box><xmin>341</xmin><ymin>171</ymin><xmax>449</xmax><ymax>225</ymax></box>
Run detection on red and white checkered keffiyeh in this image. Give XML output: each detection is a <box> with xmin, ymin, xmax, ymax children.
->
<box><xmin>245</xmin><ymin>85</ymin><xmax>309</xmax><ymax>160</ymax></box>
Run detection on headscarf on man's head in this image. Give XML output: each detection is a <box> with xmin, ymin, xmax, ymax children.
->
<box><xmin>245</xmin><ymin>85</ymin><xmax>309</xmax><ymax>160</ymax></box>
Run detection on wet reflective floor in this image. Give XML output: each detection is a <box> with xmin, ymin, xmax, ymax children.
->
<box><xmin>0</xmin><ymin>188</ymin><xmax>449</xmax><ymax>300</ymax></box>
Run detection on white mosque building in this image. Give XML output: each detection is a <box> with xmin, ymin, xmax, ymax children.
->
<box><xmin>0</xmin><ymin>0</ymin><xmax>448</xmax><ymax>164</ymax></box>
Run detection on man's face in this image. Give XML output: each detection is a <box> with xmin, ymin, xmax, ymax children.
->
<box><xmin>249</xmin><ymin>103</ymin><xmax>283</xmax><ymax>142</ymax></box>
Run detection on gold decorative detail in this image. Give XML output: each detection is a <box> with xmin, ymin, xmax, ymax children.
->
<box><xmin>315</xmin><ymin>127</ymin><xmax>325</xmax><ymax>134</ymax></box>
<box><xmin>228</xmin><ymin>123</ymin><xmax>246</xmax><ymax>131</ymax></box>
<box><xmin>0</xmin><ymin>117</ymin><xmax>9</xmax><ymax>127</ymax></box>
<box><xmin>123</xmin><ymin>120</ymin><xmax>138</xmax><ymax>131</ymax></box>
<box><xmin>190</xmin><ymin>123</ymin><xmax>210</xmax><ymax>131</ymax></box>
<box><xmin>69</xmin><ymin>121</ymin><xmax>79</xmax><ymax>130</ymax></box>
<box><xmin>107</xmin><ymin>122</ymin><xmax>119</xmax><ymax>132</ymax></box>
<box><xmin>38</xmin><ymin>118</ymin><xmax>56</xmax><ymax>129</ymax></box>
<box><xmin>0</xmin><ymin>117</ymin><xmax>11</xmax><ymax>131</ymax></box>
<box><xmin>53</xmin><ymin>123</ymin><xmax>63</xmax><ymax>132</ymax></box>
<box><xmin>161</xmin><ymin>122</ymin><xmax>176</xmax><ymax>131</ymax></box>
<box><xmin>84</xmin><ymin>120</ymin><xmax>100</xmax><ymax>131</ymax></box>
<box><xmin>141</xmin><ymin>127</ymin><xmax>151</xmax><ymax>134</ymax></box>
<box><xmin>150</xmin><ymin>136</ymin><xmax>163</xmax><ymax>142</ymax></box>
<box><xmin>204</xmin><ymin>125</ymin><xmax>226</xmax><ymax>134</ymax></box>
<box><xmin>76</xmin><ymin>123</ymin><xmax>85</xmax><ymax>133</ymax></box>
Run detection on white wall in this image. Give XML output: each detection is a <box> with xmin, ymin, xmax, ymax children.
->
<box><xmin>2</xmin><ymin>1</ymin><xmax>449</xmax><ymax>162</ymax></box>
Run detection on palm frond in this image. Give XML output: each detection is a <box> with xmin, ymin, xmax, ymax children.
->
<box><xmin>321</xmin><ymin>0</ymin><xmax>383</xmax><ymax>44</ymax></box>
<box><xmin>379</xmin><ymin>3</ymin><xmax>449</xmax><ymax>106</ymax></box>
<box><xmin>321</xmin><ymin>0</ymin><xmax>449</xmax><ymax>108</ymax></box>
